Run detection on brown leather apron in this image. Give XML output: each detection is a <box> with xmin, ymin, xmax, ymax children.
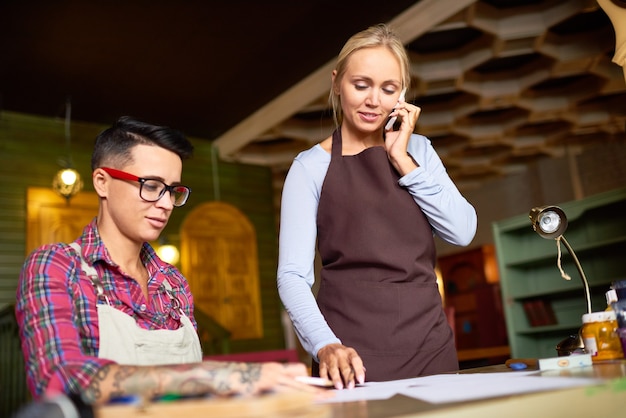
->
<box><xmin>314</xmin><ymin>129</ymin><xmax>457</xmax><ymax>381</ymax></box>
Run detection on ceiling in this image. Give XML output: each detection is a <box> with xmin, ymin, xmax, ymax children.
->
<box><xmin>2</xmin><ymin>0</ymin><xmax>625</xmax><ymax>191</ymax></box>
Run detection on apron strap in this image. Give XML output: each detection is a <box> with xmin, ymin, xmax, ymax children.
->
<box><xmin>68</xmin><ymin>242</ymin><xmax>111</xmax><ymax>305</ymax></box>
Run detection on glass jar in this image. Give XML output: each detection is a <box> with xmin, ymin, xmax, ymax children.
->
<box><xmin>581</xmin><ymin>311</ymin><xmax>624</xmax><ymax>362</ymax></box>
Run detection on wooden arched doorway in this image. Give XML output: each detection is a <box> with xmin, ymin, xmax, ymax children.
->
<box><xmin>180</xmin><ymin>201</ymin><xmax>263</xmax><ymax>340</ymax></box>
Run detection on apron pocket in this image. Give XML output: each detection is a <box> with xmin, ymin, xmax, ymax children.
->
<box><xmin>318</xmin><ymin>279</ymin><xmax>446</xmax><ymax>356</ymax></box>
<box><xmin>134</xmin><ymin>334</ymin><xmax>195</xmax><ymax>366</ymax></box>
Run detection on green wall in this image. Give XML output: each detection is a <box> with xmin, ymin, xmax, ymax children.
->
<box><xmin>0</xmin><ymin>111</ymin><xmax>286</xmax><ymax>353</ymax></box>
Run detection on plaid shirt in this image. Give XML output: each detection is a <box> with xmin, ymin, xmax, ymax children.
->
<box><xmin>15</xmin><ymin>218</ymin><xmax>197</xmax><ymax>399</ymax></box>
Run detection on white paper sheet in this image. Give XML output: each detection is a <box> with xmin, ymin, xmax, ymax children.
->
<box><xmin>318</xmin><ymin>371</ymin><xmax>602</xmax><ymax>404</ymax></box>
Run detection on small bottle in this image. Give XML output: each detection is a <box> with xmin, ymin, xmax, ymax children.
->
<box><xmin>581</xmin><ymin>311</ymin><xmax>624</xmax><ymax>362</ymax></box>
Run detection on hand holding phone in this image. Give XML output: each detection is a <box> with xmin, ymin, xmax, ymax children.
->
<box><xmin>384</xmin><ymin>88</ymin><xmax>407</xmax><ymax>131</ymax></box>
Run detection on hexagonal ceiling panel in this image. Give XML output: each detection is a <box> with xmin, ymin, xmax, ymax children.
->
<box><xmin>216</xmin><ymin>0</ymin><xmax>626</xmax><ymax>191</ymax></box>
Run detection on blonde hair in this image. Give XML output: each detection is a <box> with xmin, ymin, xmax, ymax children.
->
<box><xmin>329</xmin><ymin>24</ymin><xmax>411</xmax><ymax>126</ymax></box>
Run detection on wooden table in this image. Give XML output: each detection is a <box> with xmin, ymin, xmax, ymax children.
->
<box><xmin>97</xmin><ymin>360</ymin><xmax>626</xmax><ymax>418</ymax></box>
<box><xmin>321</xmin><ymin>361</ymin><xmax>626</xmax><ymax>417</ymax></box>
<box><xmin>456</xmin><ymin>344</ymin><xmax>510</xmax><ymax>362</ymax></box>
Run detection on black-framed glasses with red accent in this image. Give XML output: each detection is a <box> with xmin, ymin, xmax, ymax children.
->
<box><xmin>101</xmin><ymin>167</ymin><xmax>191</xmax><ymax>207</ymax></box>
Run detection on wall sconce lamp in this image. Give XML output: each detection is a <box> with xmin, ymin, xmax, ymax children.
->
<box><xmin>52</xmin><ymin>167</ymin><xmax>83</xmax><ymax>202</ymax></box>
<box><xmin>52</xmin><ymin>97</ymin><xmax>83</xmax><ymax>202</ymax></box>
<box><xmin>529</xmin><ymin>205</ymin><xmax>592</xmax><ymax>355</ymax></box>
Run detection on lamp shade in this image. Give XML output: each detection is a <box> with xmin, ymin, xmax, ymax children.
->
<box><xmin>529</xmin><ymin>206</ymin><xmax>568</xmax><ymax>239</ymax></box>
<box><xmin>52</xmin><ymin>168</ymin><xmax>83</xmax><ymax>201</ymax></box>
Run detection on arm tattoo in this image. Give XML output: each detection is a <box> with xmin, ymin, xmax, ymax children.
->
<box><xmin>81</xmin><ymin>362</ymin><xmax>267</xmax><ymax>404</ymax></box>
<box><xmin>82</xmin><ymin>363</ymin><xmax>112</xmax><ymax>404</ymax></box>
<box><xmin>189</xmin><ymin>362</ymin><xmax>263</xmax><ymax>396</ymax></box>
<box><xmin>236</xmin><ymin>363</ymin><xmax>262</xmax><ymax>394</ymax></box>
<box><xmin>82</xmin><ymin>364</ymin><xmax>143</xmax><ymax>404</ymax></box>
<box><xmin>112</xmin><ymin>365</ymin><xmax>140</xmax><ymax>396</ymax></box>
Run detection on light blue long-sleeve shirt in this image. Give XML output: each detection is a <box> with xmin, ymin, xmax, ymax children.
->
<box><xmin>277</xmin><ymin>133</ymin><xmax>477</xmax><ymax>360</ymax></box>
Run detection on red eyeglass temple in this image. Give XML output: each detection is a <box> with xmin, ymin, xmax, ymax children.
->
<box><xmin>101</xmin><ymin>167</ymin><xmax>140</xmax><ymax>181</ymax></box>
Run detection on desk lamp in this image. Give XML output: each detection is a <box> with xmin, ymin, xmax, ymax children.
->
<box><xmin>529</xmin><ymin>206</ymin><xmax>592</xmax><ymax>356</ymax></box>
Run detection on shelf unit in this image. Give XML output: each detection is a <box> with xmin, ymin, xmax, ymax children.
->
<box><xmin>492</xmin><ymin>188</ymin><xmax>626</xmax><ymax>359</ymax></box>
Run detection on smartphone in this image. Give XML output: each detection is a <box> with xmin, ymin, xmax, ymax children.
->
<box><xmin>384</xmin><ymin>88</ymin><xmax>407</xmax><ymax>131</ymax></box>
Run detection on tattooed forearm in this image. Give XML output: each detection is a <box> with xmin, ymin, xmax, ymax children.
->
<box><xmin>80</xmin><ymin>361</ymin><xmax>269</xmax><ymax>405</ymax></box>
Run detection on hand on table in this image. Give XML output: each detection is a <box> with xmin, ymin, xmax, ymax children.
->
<box><xmin>317</xmin><ymin>343</ymin><xmax>365</xmax><ymax>390</ymax></box>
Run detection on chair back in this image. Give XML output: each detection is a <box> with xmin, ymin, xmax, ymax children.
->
<box><xmin>0</xmin><ymin>304</ymin><xmax>31</xmax><ymax>417</ymax></box>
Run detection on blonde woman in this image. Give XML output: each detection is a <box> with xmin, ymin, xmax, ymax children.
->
<box><xmin>278</xmin><ymin>24</ymin><xmax>477</xmax><ymax>389</ymax></box>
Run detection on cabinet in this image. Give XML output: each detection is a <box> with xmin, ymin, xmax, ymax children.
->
<box><xmin>492</xmin><ymin>188</ymin><xmax>626</xmax><ymax>359</ymax></box>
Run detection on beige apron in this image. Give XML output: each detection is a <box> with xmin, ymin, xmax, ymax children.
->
<box><xmin>70</xmin><ymin>243</ymin><xmax>203</xmax><ymax>365</ymax></box>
